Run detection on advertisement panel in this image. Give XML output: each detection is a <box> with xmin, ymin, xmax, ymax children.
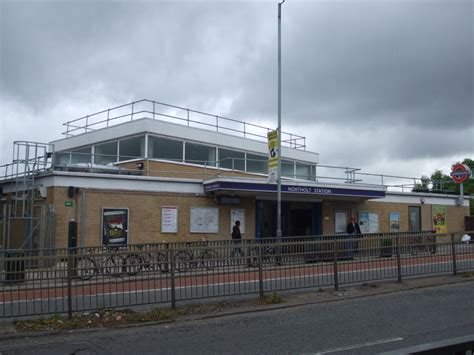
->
<box><xmin>267</xmin><ymin>130</ymin><xmax>279</xmax><ymax>183</ymax></box>
<box><xmin>432</xmin><ymin>206</ymin><xmax>447</xmax><ymax>234</ymax></box>
<box><xmin>389</xmin><ymin>212</ymin><xmax>400</xmax><ymax>232</ymax></box>
<box><xmin>102</xmin><ymin>208</ymin><xmax>128</xmax><ymax>246</ymax></box>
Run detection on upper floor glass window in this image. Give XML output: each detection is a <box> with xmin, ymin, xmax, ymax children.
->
<box><xmin>119</xmin><ymin>136</ymin><xmax>145</xmax><ymax>161</ymax></box>
<box><xmin>71</xmin><ymin>146</ymin><xmax>91</xmax><ymax>164</ymax></box>
<box><xmin>185</xmin><ymin>142</ymin><xmax>216</xmax><ymax>166</ymax></box>
<box><xmin>296</xmin><ymin>163</ymin><xmax>312</xmax><ymax>181</ymax></box>
<box><xmin>246</xmin><ymin>154</ymin><xmax>267</xmax><ymax>174</ymax></box>
<box><xmin>282</xmin><ymin>160</ymin><xmax>295</xmax><ymax>178</ymax></box>
<box><xmin>219</xmin><ymin>148</ymin><xmax>245</xmax><ymax>171</ymax></box>
<box><xmin>149</xmin><ymin>136</ymin><xmax>183</xmax><ymax>162</ymax></box>
<box><xmin>95</xmin><ymin>141</ymin><xmax>118</xmax><ymax>165</ymax></box>
<box><xmin>54</xmin><ymin>152</ymin><xmax>70</xmax><ymax>166</ymax></box>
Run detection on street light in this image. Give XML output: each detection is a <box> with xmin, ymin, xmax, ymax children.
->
<box><xmin>276</xmin><ymin>0</ymin><xmax>285</xmax><ymax>241</ymax></box>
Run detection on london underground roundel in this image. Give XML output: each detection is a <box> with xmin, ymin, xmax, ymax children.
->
<box><xmin>450</xmin><ymin>163</ymin><xmax>471</xmax><ymax>184</ymax></box>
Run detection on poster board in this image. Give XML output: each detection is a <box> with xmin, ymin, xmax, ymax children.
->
<box><xmin>358</xmin><ymin>212</ymin><xmax>379</xmax><ymax>234</ymax></box>
<box><xmin>102</xmin><ymin>208</ymin><xmax>128</xmax><ymax>246</ymax></box>
<box><xmin>161</xmin><ymin>206</ymin><xmax>178</xmax><ymax>233</ymax></box>
<box><xmin>335</xmin><ymin>211</ymin><xmax>348</xmax><ymax>233</ymax></box>
<box><xmin>432</xmin><ymin>205</ymin><xmax>447</xmax><ymax>233</ymax></box>
<box><xmin>389</xmin><ymin>212</ymin><xmax>400</xmax><ymax>232</ymax></box>
<box><xmin>230</xmin><ymin>208</ymin><xmax>245</xmax><ymax>234</ymax></box>
<box><xmin>190</xmin><ymin>207</ymin><xmax>219</xmax><ymax>233</ymax></box>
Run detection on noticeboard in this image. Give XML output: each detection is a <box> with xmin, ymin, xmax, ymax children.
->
<box><xmin>161</xmin><ymin>206</ymin><xmax>178</xmax><ymax>233</ymax></box>
<box><xmin>190</xmin><ymin>207</ymin><xmax>219</xmax><ymax>233</ymax></box>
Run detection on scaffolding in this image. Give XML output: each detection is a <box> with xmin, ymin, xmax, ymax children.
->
<box><xmin>1</xmin><ymin>141</ymin><xmax>55</xmax><ymax>253</ymax></box>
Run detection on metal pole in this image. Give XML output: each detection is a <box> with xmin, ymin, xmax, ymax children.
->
<box><xmin>277</xmin><ymin>0</ymin><xmax>285</xmax><ymax>241</ymax></box>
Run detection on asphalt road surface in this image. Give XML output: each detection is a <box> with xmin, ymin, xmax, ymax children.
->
<box><xmin>0</xmin><ymin>280</ymin><xmax>473</xmax><ymax>354</ymax></box>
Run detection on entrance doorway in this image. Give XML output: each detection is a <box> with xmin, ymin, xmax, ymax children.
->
<box><xmin>255</xmin><ymin>201</ymin><xmax>321</xmax><ymax>239</ymax></box>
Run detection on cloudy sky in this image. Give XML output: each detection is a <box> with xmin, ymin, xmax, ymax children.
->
<box><xmin>1</xmin><ymin>0</ymin><xmax>473</xmax><ymax>183</ymax></box>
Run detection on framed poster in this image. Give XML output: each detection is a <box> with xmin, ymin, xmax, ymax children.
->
<box><xmin>359</xmin><ymin>212</ymin><xmax>370</xmax><ymax>234</ymax></box>
<box><xmin>230</xmin><ymin>208</ymin><xmax>245</xmax><ymax>234</ymax></box>
<box><xmin>102</xmin><ymin>208</ymin><xmax>128</xmax><ymax>246</ymax></box>
<box><xmin>358</xmin><ymin>212</ymin><xmax>379</xmax><ymax>234</ymax></box>
<box><xmin>335</xmin><ymin>211</ymin><xmax>348</xmax><ymax>233</ymax></box>
<box><xmin>190</xmin><ymin>207</ymin><xmax>219</xmax><ymax>233</ymax></box>
<box><xmin>161</xmin><ymin>206</ymin><xmax>178</xmax><ymax>233</ymax></box>
<box><xmin>389</xmin><ymin>212</ymin><xmax>400</xmax><ymax>232</ymax></box>
<box><xmin>432</xmin><ymin>206</ymin><xmax>447</xmax><ymax>233</ymax></box>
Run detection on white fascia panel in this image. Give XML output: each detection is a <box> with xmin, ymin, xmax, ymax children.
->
<box><xmin>2</xmin><ymin>172</ymin><xmax>203</xmax><ymax>195</ymax></box>
<box><xmin>50</xmin><ymin>118</ymin><xmax>319</xmax><ymax>164</ymax></box>
<box><xmin>371</xmin><ymin>192</ymin><xmax>469</xmax><ymax>207</ymax></box>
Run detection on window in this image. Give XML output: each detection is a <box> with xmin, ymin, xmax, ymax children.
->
<box><xmin>71</xmin><ymin>146</ymin><xmax>91</xmax><ymax>164</ymax></box>
<box><xmin>185</xmin><ymin>142</ymin><xmax>216</xmax><ymax>166</ymax></box>
<box><xmin>95</xmin><ymin>141</ymin><xmax>118</xmax><ymax>165</ymax></box>
<box><xmin>149</xmin><ymin>136</ymin><xmax>183</xmax><ymax>162</ymax></box>
<box><xmin>296</xmin><ymin>163</ymin><xmax>311</xmax><ymax>181</ymax></box>
<box><xmin>119</xmin><ymin>136</ymin><xmax>145</xmax><ymax>161</ymax></box>
<box><xmin>219</xmin><ymin>148</ymin><xmax>245</xmax><ymax>171</ymax></box>
<box><xmin>246</xmin><ymin>154</ymin><xmax>267</xmax><ymax>174</ymax></box>
<box><xmin>54</xmin><ymin>152</ymin><xmax>70</xmax><ymax>166</ymax></box>
<box><xmin>282</xmin><ymin>160</ymin><xmax>295</xmax><ymax>178</ymax></box>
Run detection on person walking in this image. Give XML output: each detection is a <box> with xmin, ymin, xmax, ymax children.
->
<box><xmin>231</xmin><ymin>220</ymin><xmax>244</xmax><ymax>258</ymax></box>
<box><xmin>347</xmin><ymin>216</ymin><xmax>362</xmax><ymax>255</ymax></box>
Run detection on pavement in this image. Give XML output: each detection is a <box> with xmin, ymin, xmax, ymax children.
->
<box><xmin>0</xmin><ymin>272</ymin><xmax>473</xmax><ymax>341</ymax></box>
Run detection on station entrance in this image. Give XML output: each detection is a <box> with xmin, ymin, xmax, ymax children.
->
<box><xmin>255</xmin><ymin>200</ymin><xmax>322</xmax><ymax>239</ymax></box>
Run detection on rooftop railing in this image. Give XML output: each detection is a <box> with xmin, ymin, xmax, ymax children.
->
<box><xmin>2</xmin><ymin>149</ymin><xmax>467</xmax><ymax>195</ymax></box>
<box><xmin>62</xmin><ymin>99</ymin><xmax>307</xmax><ymax>150</ymax></box>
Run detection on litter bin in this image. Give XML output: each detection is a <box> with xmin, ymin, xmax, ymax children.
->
<box><xmin>4</xmin><ymin>251</ymin><xmax>25</xmax><ymax>283</ymax></box>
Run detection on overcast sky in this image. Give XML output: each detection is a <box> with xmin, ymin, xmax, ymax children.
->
<box><xmin>1</xmin><ymin>0</ymin><xmax>473</xmax><ymax>183</ymax></box>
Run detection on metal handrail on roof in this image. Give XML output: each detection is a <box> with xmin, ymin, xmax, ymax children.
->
<box><xmin>61</xmin><ymin>99</ymin><xmax>307</xmax><ymax>150</ymax></box>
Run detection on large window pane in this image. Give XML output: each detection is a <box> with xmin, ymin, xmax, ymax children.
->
<box><xmin>185</xmin><ymin>142</ymin><xmax>216</xmax><ymax>166</ymax></box>
<box><xmin>95</xmin><ymin>141</ymin><xmax>118</xmax><ymax>165</ymax></box>
<box><xmin>54</xmin><ymin>152</ymin><xmax>70</xmax><ymax>166</ymax></box>
<box><xmin>246</xmin><ymin>154</ymin><xmax>267</xmax><ymax>174</ymax></box>
<box><xmin>219</xmin><ymin>148</ymin><xmax>245</xmax><ymax>171</ymax></box>
<box><xmin>282</xmin><ymin>160</ymin><xmax>294</xmax><ymax>178</ymax></box>
<box><xmin>296</xmin><ymin>163</ymin><xmax>311</xmax><ymax>180</ymax></box>
<box><xmin>119</xmin><ymin>136</ymin><xmax>145</xmax><ymax>161</ymax></box>
<box><xmin>149</xmin><ymin>136</ymin><xmax>183</xmax><ymax>162</ymax></box>
<box><xmin>71</xmin><ymin>146</ymin><xmax>91</xmax><ymax>164</ymax></box>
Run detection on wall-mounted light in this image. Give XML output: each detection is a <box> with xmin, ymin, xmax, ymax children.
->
<box><xmin>136</xmin><ymin>162</ymin><xmax>144</xmax><ymax>170</ymax></box>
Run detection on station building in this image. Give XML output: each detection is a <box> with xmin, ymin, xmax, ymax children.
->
<box><xmin>0</xmin><ymin>100</ymin><xmax>470</xmax><ymax>250</ymax></box>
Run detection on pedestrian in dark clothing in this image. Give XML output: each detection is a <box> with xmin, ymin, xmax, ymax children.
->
<box><xmin>231</xmin><ymin>220</ymin><xmax>244</xmax><ymax>257</ymax></box>
<box><xmin>347</xmin><ymin>217</ymin><xmax>362</xmax><ymax>255</ymax></box>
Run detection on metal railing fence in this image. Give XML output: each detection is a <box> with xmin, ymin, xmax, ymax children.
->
<box><xmin>1</xmin><ymin>231</ymin><xmax>473</xmax><ymax>318</ymax></box>
<box><xmin>61</xmin><ymin>99</ymin><xmax>306</xmax><ymax>150</ymax></box>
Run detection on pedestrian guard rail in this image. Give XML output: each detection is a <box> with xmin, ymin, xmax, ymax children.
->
<box><xmin>0</xmin><ymin>231</ymin><xmax>473</xmax><ymax>318</ymax></box>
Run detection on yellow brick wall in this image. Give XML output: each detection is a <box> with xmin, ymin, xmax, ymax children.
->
<box><xmin>117</xmin><ymin>159</ymin><xmax>266</xmax><ymax>180</ymax></box>
<box><xmin>321</xmin><ymin>200</ymin><xmax>469</xmax><ymax>237</ymax></box>
<box><xmin>51</xmin><ymin>187</ymin><xmax>256</xmax><ymax>247</ymax></box>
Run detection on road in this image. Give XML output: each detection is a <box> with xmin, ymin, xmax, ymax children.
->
<box><xmin>0</xmin><ymin>280</ymin><xmax>473</xmax><ymax>354</ymax></box>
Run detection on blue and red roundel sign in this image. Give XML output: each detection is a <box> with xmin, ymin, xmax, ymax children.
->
<box><xmin>450</xmin><ymin>163</ymin><xmax>471</xmax><ymax>184</ymax></box>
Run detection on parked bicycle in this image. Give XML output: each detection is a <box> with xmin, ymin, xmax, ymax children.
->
<box><xmin>75</xmin><ymin>246</ymin><xmax>125</xmax><ymax>280</ymax></box>
<box><xmin>248</xmin><ymin>243</ymin><xmax>281</xmax><ymax>267</ymax></box>
<box><xmin>123</xmin><ymin>244</ymin><xmax>167</xmax><ymax>276</ymax></box>
<box><xmin>175</xmin><ymin>238</ymin><xmax>218</xmax><ymax>272</ymax></box>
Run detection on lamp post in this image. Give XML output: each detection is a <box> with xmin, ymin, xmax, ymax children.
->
<box><xmin>276</xmin><ymin>0</ymin><xmax>285</xmax><ymax>241</ymax></box>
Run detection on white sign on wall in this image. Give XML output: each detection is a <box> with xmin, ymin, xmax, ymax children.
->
<box><xmin>335</xmin><ymin>211</ymin><xmax>348</xmax><ymax>234</ymax></box>
<box><xmin>190</xmin><ymin>207</ymin><xmax>219</xmax><ymax>233</ymax></box>
<box><xmin>230</xmin><ymin>208</ymin><xmax>245</xmax><ymax>234</ymax></box>
<box><xmin>161</xmin><ymin>206</ymin><xmax>178</xmax><ymax>233</ymax></box>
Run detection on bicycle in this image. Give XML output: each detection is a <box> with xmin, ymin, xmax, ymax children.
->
<box><xmin>175</xmin><ymin>238</ymin><xmax>218</xmax><ymax>272</ymax></box>
<box><xmin>123</xmin><ymin>244</ymin><xmax>167</xmax><ymax>276</ymax></box>
<box><xmin>248</xmin><ymin>243</ymin><xmax>278</xmax><ymax>267</ymax></box>
<box><xmin>75</xmin><ymin>246</ymin><xmax>125</xmax><ymax>280</ymax></box>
